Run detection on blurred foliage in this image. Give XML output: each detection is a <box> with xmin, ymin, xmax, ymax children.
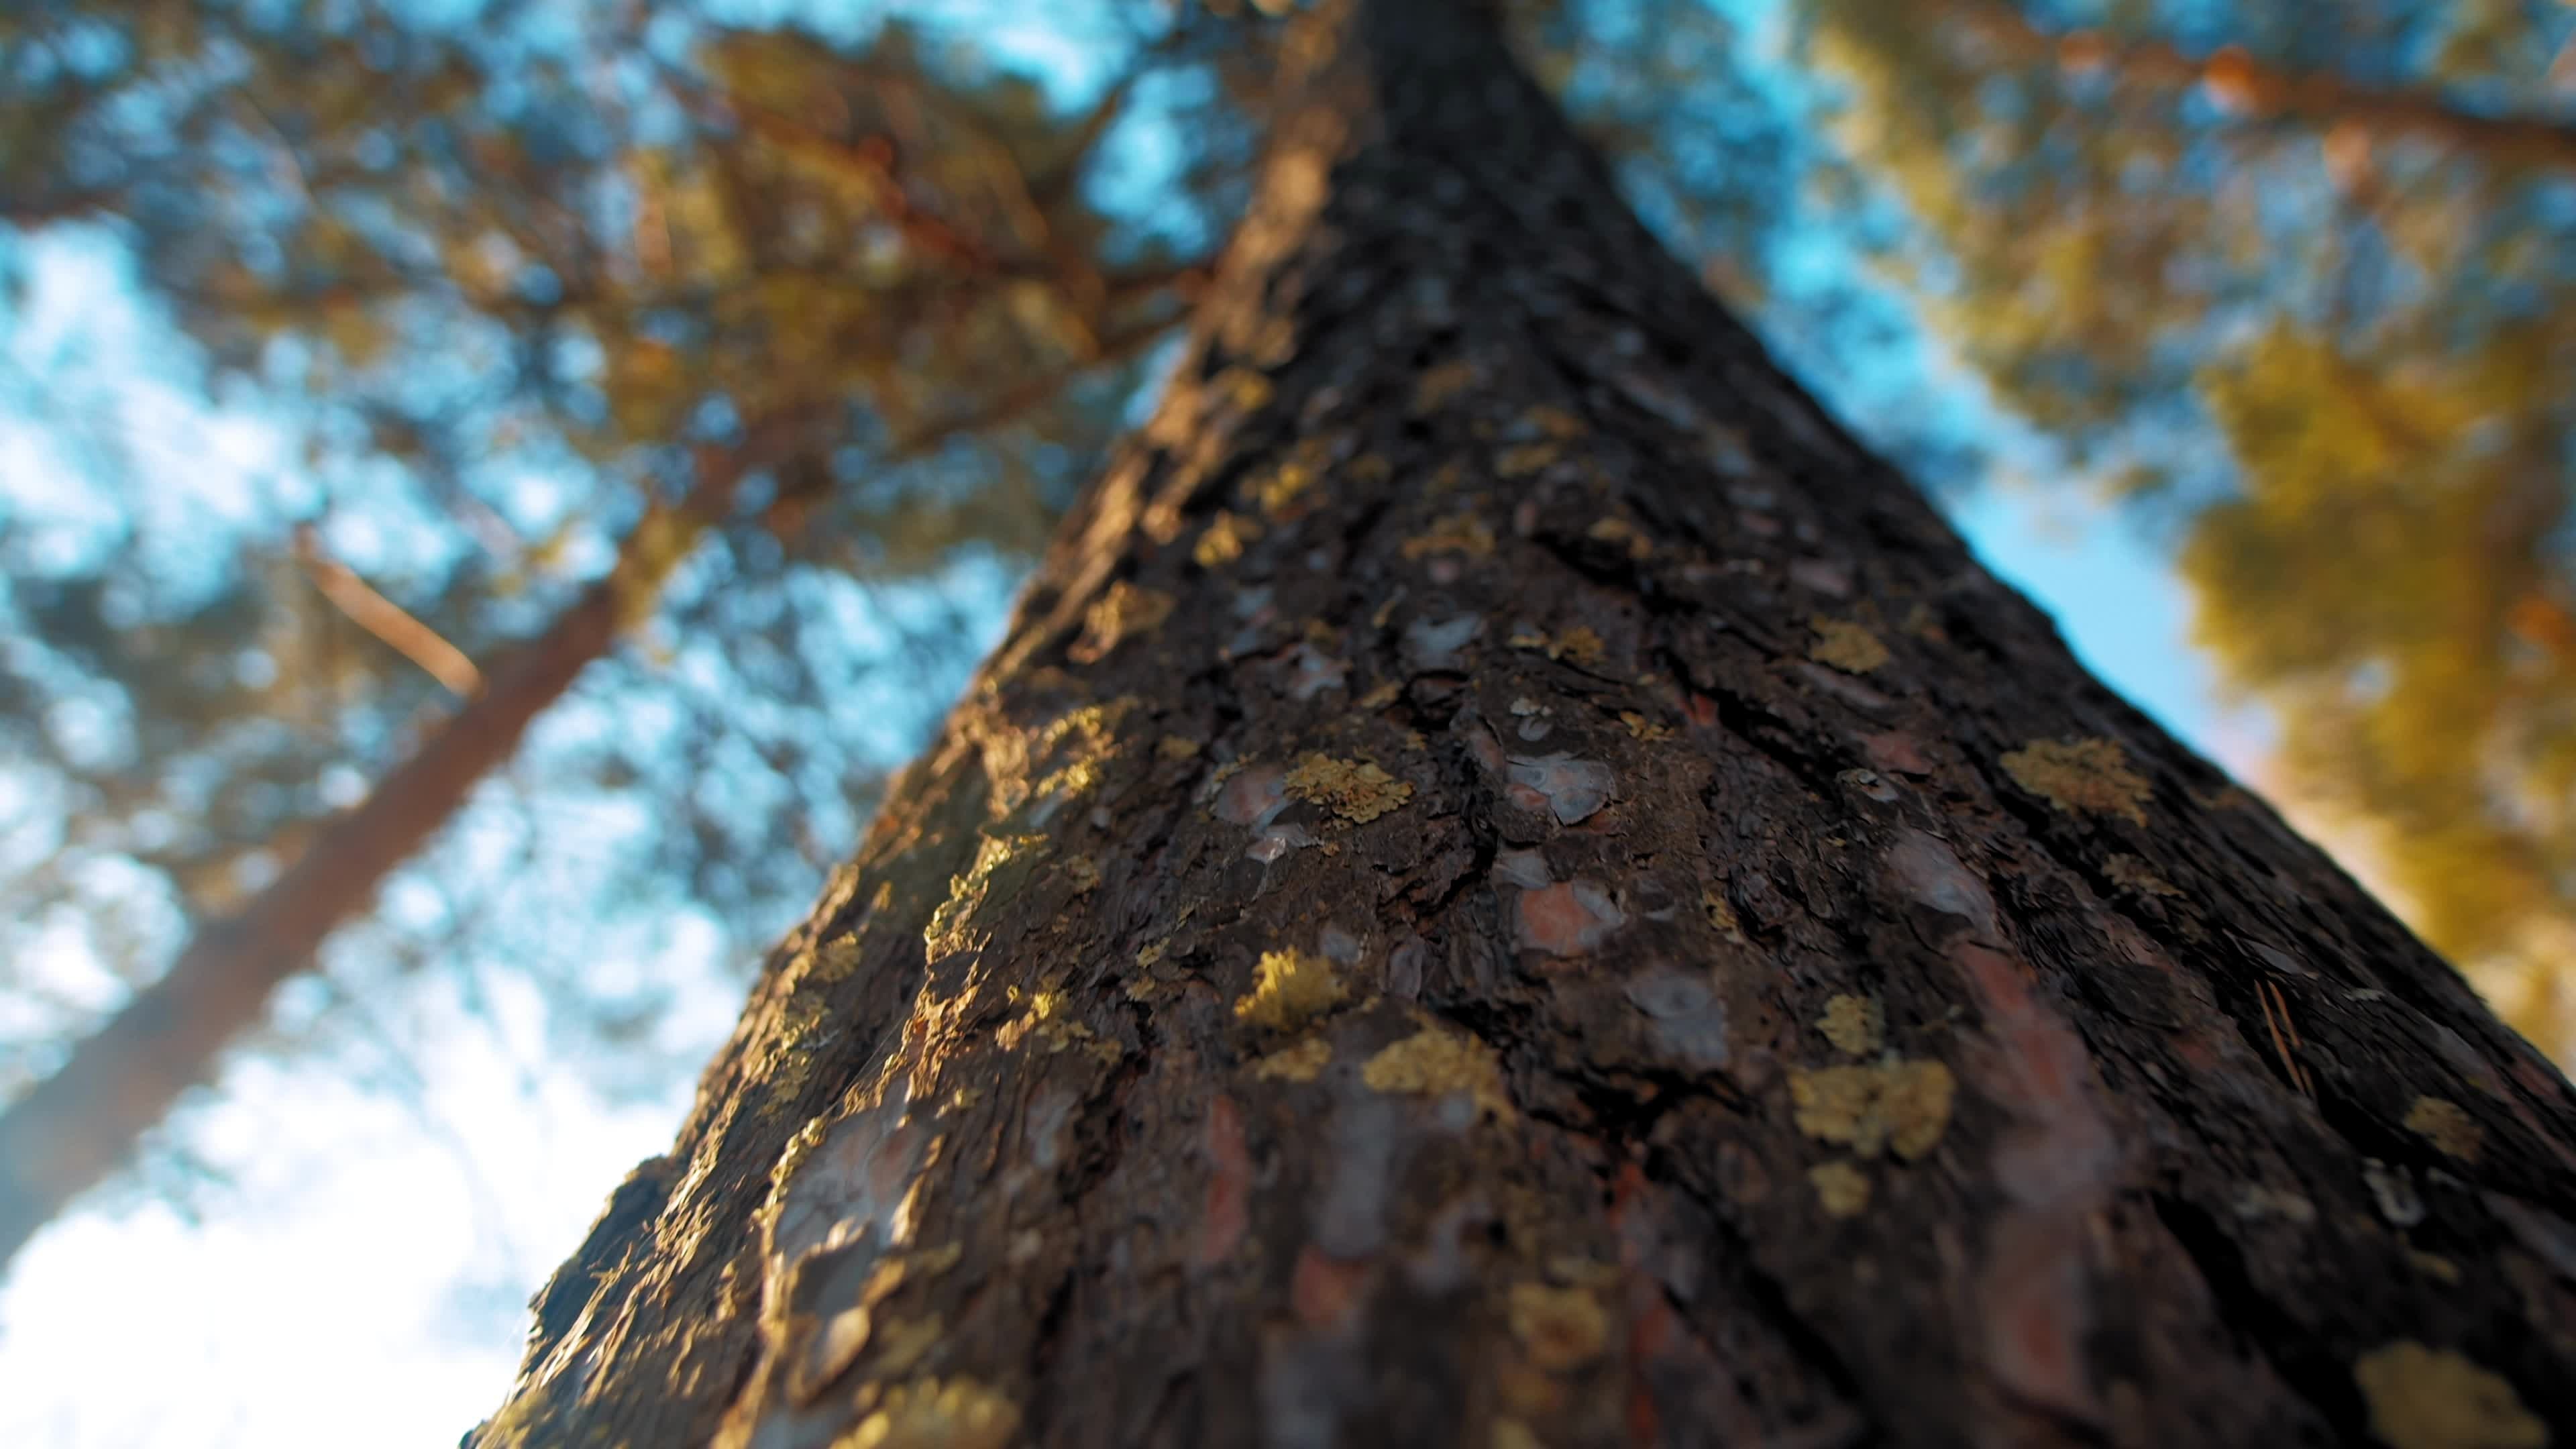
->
<box><xmin>0</xmin><ymin>0</ymin><xmax>1236</xmax><ymax>1155</ymax></box>
<box><xmin>1804</xmin><ymin>0</ymin><xmax>2576</xmax><ymax>1053</ymax></box>
<box><xmin>0</xmin><ymin>0</ymin><xmax>1872</xmax><ymax>1226</ymax></box>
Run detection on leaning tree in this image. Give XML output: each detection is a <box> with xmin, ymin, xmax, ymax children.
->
<box><xmin>472</xmin><ymin>1</ymin><xmax>2576</xmax><ymax>1444</ymax></box>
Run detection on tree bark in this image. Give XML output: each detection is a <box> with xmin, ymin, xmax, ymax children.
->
<box><xmin>472</xmin><ymin>2</ymin><xmax>2576</xmax><ymax>1445</ymax></box>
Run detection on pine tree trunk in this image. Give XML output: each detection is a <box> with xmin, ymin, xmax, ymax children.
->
<box><xmin>472</xmin><ymin>3</ymin><xmax>2576</xmax><ymax>1444</ymax></box>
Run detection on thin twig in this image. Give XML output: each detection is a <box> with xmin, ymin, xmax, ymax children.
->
<box><xmin>294</xmin><ymin>523</ymin><xmax>485</xmax><ymax>698</ymax></box>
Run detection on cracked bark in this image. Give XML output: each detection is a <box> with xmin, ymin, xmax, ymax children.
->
<box><xmin>471</xmin><ymin>1</ymin><xmax>2576</xmax><ymax>1445</ymax></box>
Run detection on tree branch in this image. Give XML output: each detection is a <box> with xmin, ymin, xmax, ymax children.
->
<box><xmin>0</xmin><ymin>415</ymin><xmax>808</xmax><ymax>1273</ymax></box>
<box><xmin>1943</xmin><ymin>0</ymin><xmax>2576</xmax><ymax>172</ymax></box>
<box><xmin>293</xmin><ymin>525</ymin><xmax>484</xmax><ymax>698</ymax></box>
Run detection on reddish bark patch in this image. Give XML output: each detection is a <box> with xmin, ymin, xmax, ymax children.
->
<box><xmin>1982</xmin><ymin>1221</ymin><xmax>2101</xmax><ymax>1421</ymax></box>
<box><xmin>1517</xmin><ymin>881</ymin><xmax>1625</xmax><ymax>957</ymax></box>
<box><xmin>1195</xmin><ymin>1095</ymin><xmax>1252</xmax><ymax>1267</ymax></box>
<box><xmin>1951</xmin><ymin>943</ymin><xmax>2118</xmax><ymax>1205</ymax></box>
<box><xmin>1860</xmin><ymin>730</ymin><xmax>1932</xmax><ymax>777</ymax></box>
<box><xmin>1290</xmin><ymin>1244</ymin><xmax>1373</xmax><ymax>1330</ymax></box>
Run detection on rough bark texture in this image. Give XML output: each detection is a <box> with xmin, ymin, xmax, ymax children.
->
<box><xmin>473</xmin><ymin>3</ymin><xmax>2576</xmax><ymax>1446</ymax></box>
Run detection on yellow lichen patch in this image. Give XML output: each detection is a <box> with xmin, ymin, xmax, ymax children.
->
<box><xmin>837</xmin><ymin>1376</ymin><xmax>1021</xmax><ymax>1449</ymax></box>
<box><xmin>1817</xmin><ymin>994</ymin><xmax>1885</xmax><ymax>1058</ymax></box>
<box><xmin>1357</xmin><ymin>681</ymin><xmax>1403</xmax><ymax>710</ymax></box>
<box><xmin>1250</xmin><ymin>437</ymin><xmax>1337</xmax><ymax>517</ymax></box>
<box><xmin>1364</xmin><ymin>1026</ymin><xmax>1513</xmax><ymax>1121</ymax></box>
<box><xmin>1587</xmin><ymin>516</ymin><xmax>1652</xmax><ymax>559</ymax></box>
<box><xmin>1062</xmin><ymin>855</ymin><xmax>1102</xmax><ymax>894</ymax></box>
<box><xmin>2404</xmin><ymin>1096</ymin><xmax>2484</xmax><ymax>1162</ymax></box>
<box><xmin>1703</xmin><ymin>888</ymin><xmax>1746</xmax><ymax>943</ymax></box>
<box><xmin>2002</xmin><ymin>737</ymin><xmax>2151</xmax><ymax>826</ymax></box>
<box><xmin>1557</xmin><ymin>626</ymin><xmax>1607</xmax><ymax>667</ymax></box>
<box><xmin>1285</xmin><ymin>753</ymin><xmax>1414</xmax><ymax>824</ymax></box>
<box><xmin>2103</xmin><ymin>853</ymin><xmax>2181</xmax><ymax>898</ymax></box>
<box><xmin>869</xmin><ymin>1313</ymin><xmax>945</xmax><ymax>1377</ymax></box>
<box><xmin>1194</xmin><ymin>511</ymin><xmax>1260</xmax><ymax>568</ymax></box>
<box><xmin>1527</xmin><ymin>405</ymin><xmax>1589</xmax><ymax>440</ymax></box>
<box><xmin>1789</xmin><ymin>1059</ymin><xmax>1955</xmax><ymax>1161</ymax></box>
<box><xmin>975</xmin><ymin>694</ymin><xmax>1140</xmax><ymax>820</ymax></box>
<box><xmin>1402</xmin><ymin>511</ymin><xmax>1497</xmax><ymax>559</ymax></box>
<box><xmin>1214</xmin><ymin>367</ymin><xmax>1273</xmax><ymax>413</ymax></box>
<box><xmin>1254</xmin><ymin>466</ymin><xmax>1311</xmax><ymax>515</ymax></box>
<box><xmin>1030</xmin><ymin>757</ymin><xmax>1102</xmax><ymax>804</ymax></box>
<box><xmin>1619</xmin><ymin>710</ymin><xmax>1672</xmax><ymax>741</ymax></box>
<box><xmin>1414</xmin><ymin>359</ymin><xmax>1482</xmax><ymax>414</ymax></box>
<box><xmin>1028</xmin><ymin>697</ymin><xmax>1140</xmax><ymax>759</ymax></box>
<box><xmin>1509</xmin><ymin>624</ymin><xmax>1610</xmax><ymax>668</ymax></box>
<box><xmin>1546</xmin><ymin>1255</ymin><xmax>1620</xmax><ymax>1289</ymax></box>
<box><xmin>1234</xmin><ymin>949</ymin><xmax>1346</xmax><ymax>1033</ymax></box>
<box><xmin>808</xmin><ymin>931</ymin><xmax>865</xmax><ymax>986</ymax></box>
<box><xmin>761</xmin><ymin>995</ymin><xmax>830</xmax><ymax>1104</ymax></box>
<box><xmin>1809</xmin><ymin>616</ymin><xmax>1891</xmax><ymax>674</ymax></box>
<box><xmin>1809</xmin><ymin>1161</ymin><xmax>1872</xmax><ymax>1218</ymax></box>
<box><xmin>1497</xmin><ymin>441</ymin><xmax>1562</xmax><ymax>478</ymax></box>
<box><xmin>1000</xmin><ymin>984</ymin><xmax>1118</xmax><ymax>1063</ymax></box>
<box><xmin>1069</xmin><ymin>582</ymin><xmax>1175</xmax><ymax>664</ymax></box>
<box><xmin>1156</xmin><ymin>734</ymin><xmax>1201</xmax><ymax>761</ymax></box>
<box><xmin>1507</xmin><ymin>1282</ymin><xmax>1609</xmax><ymax>1372</ymax></box>
<box><xmin>924</xmin><ymin>833</ymin><xmax>1046</xmax><ymax>963</ymax></box>
<box><xmin>1253</xmin><ymin>1036</ymin><xmax>1334</xmax><ymax>1082</ymax></box>
<box><xmin>2409</xmin><ymin>1252</ymin><xmax>2462</xmax><ymax>1284</ymax></box>
<box><xmin>2352</xmin><ymin>1341</ymin><xmax>2545</xmax><ymax>1449</ymax></box>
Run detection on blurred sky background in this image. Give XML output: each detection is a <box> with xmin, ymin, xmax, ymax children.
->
<box><xmin>2</xmin><ymin>0</ymin><xmax>2569</xmax><ymax>1442</ymax></box>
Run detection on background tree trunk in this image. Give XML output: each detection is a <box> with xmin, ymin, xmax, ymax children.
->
<box><xmin>0</xmin><ymin>426</ymin><xmax>794</xmax><ymax>1273</ymax></box>
<box><xmin>472</xmin><ymin>1</ymin><xmax>2576</xmax><ymax>1444</ymax></box>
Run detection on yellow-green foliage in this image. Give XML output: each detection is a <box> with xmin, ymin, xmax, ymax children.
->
<box><xmin>1809</xmin><ymin>0</ymin><xmax>2576</xmax><ymax>1062</ymax></box>
<box><xmin>2192</xmin><ymin>327</ymin><xmax>2576</xmax><ymax>1059</ymax></box>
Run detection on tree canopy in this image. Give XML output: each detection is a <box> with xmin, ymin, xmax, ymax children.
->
<box><xmin>1807</xmin><ymin>0</ymin><xmax>2576</xmax><ymax>1055</ymax></box>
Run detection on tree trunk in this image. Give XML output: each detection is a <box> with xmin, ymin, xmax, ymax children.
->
<box><xmin>471</xmin><ymin>3</ymin><xmax>2576</xmax><ymax>1444</ymax></box>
